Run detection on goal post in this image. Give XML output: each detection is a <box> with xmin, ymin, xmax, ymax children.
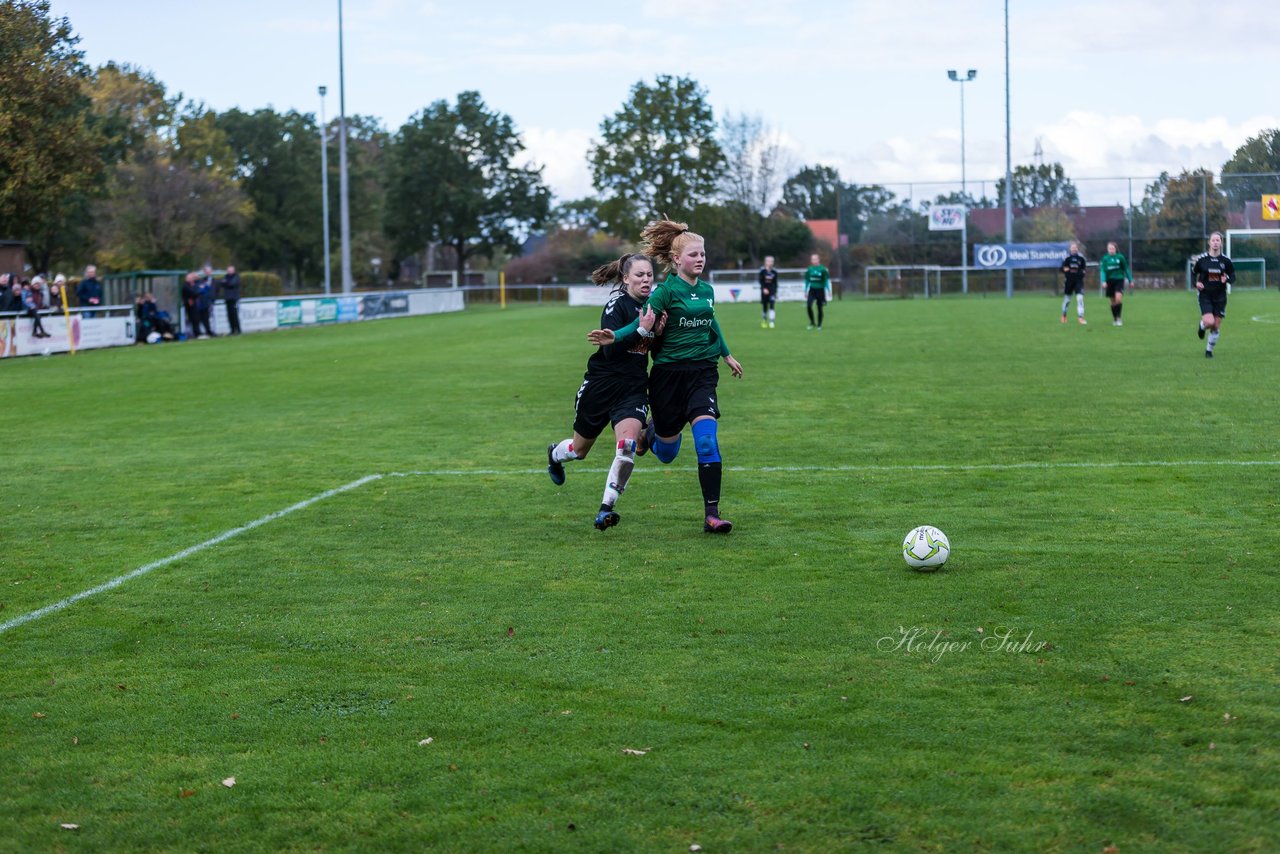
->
<box><xmin>1225</xmin><ymin>229</ymin><xmax>1279</xmax><ymax>288</ymax></box>
<box><xmin>1186</xmin><ymin>257</ymin><xmax>1266</xmax><ymax>292</ymax></box>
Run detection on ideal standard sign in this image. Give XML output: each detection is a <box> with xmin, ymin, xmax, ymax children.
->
<box><xmin>973</xmin><ymin>242</ymin><xmax>1072</xmax><ymax>270</ymax></box>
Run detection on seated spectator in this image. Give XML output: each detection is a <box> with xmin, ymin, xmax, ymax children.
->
<box><xmin>23</xmin><ymin>277</ymin><xmax>51</xmax><ymax>338</ymax></box>
<box><xmin>136</xmin><ymin>292</ymin><xmax>176</xmax><ymax>342</ymax></box>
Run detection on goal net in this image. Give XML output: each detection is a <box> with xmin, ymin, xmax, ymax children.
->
<box><xmin>1185</xmin><ymin>257</ymin><xmax>1266</xmax><ymax>292</ymax></box>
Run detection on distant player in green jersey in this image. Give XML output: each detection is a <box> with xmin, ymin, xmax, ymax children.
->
<box><xmin>804</xmin><ymin>253</ymin><xmax>831</xmax><ymax>330</ymax></box>
<box><xmin>1099</xmin><ymin>241</ymin><xmax>1132</xmax><ymax>326</ymax></box>
<box><xmin>1192</xmin><ymin>231</ymin><xmax>1235</xmax><ymax>358</ymax></box>
<box><xmin>588</xmin><ymin>217</ymin><xmax>744</xmax><ymax>533</ymax></box>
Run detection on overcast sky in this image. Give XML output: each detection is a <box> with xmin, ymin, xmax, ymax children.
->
<box><xmin>50</xmin><ymin>0</ymin><xmax>1280</xmax><ymax>207</ymax></box>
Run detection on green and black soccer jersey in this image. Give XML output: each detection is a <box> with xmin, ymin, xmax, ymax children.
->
<box><xmin>609</xmin><ymin>273</ymin><xmax>730</xmax><ymax>366</ymax></box>
<box><xmin>1099</xmin><ymin>252</ymin><xmax>1130</xmax><ymax>284</ymax></box>
<box><xmin>804</xmin><ymin>264</ymin><xmax>831</xmax><ymax>291</ymax></box>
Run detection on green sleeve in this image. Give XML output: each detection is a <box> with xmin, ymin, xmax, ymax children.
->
<box><xmin>711</xmin><ymin>317</ymin><xmax>730</xmax><ymax>358</ymax></box>
<box><xmin>1123</xmin><ymin>255</ymin><xmax>1132</xmax><ymax>280</ymax></box>
<box><xmin>608</xmin><ymin>286</ymin><xmax>667</xmax><ymax>342</ymax></box>
<box><xmin>825</xmin><ymin>267</ymin><xmax>832</xmax><ymax>287</ymax></box>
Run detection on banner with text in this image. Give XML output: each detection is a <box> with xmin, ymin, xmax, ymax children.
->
<box><xmin>928</xmin><ymin>205</ymin><xmax>966</xmax><ymax>231</ymax></box>
<box><xmin>973</xmin><ymin>242</ymin><xmax>1071</xmax><ymax>270</ymax></box>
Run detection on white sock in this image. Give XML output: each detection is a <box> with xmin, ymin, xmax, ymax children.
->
<box><xmin>1076</xmin><ymin>294</ymin><xmax>1085</xmax><ymax>317</ymax></box>
<box><xmin>552</xmin><ymin>438</ymin><xmax>578</xmax><ymax>463</ymax></box>
<box><xmin>768</xmin><ymin>308</ymin><xmax>776</xmax><ymax>322</ymax></box>
<box><xmin>602</xmin><ymin>439</ymin><xmax>635</xmax><ymax>508</ymax></box>
<box><xmin>1207</xmin><ymin>330</ymin><xmax>1220</xmax><ymax>352</ymax></box>
<box><xmin>1061</xmin><ymin>295</ymin><xmax>1070</xmax><ymax>315</ymax></box>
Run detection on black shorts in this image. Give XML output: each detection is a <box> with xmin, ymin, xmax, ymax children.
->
<box><xmin>1197</xmin><ymin>289</ymin><xmax>1227</xmax><ymax>318</ymax></box>
<box><xmin>572</xmin><ymin>375</ymin><xmax>648</xmax><ymax>440</ymax></box>
<box><xmin>1063</xmin><ymin>278</ymin><xmax>1085</xmax><ymax>296</ymax></box>
<box><xmin>648</xmin><ymin>361</ymin><xmax>720</xmax><ymax>437</ymax></box>
<box><xmin>761</xmin><ymin>291</ymin><xmax>776</xmax><ymax>309</ymax></box>
<box><xmin>806</xmin><ymin>288</ymin><xmax>827</xmax><ymax>306</ymax></box>
<box><xmin>1105</xmin><ymin>279</ymin><xmax>1126</xmax><ymax>298</ymax></box>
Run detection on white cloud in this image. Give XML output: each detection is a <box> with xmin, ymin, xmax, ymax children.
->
<box><xmin>520</xmin><ymin>127</ymin><xmax>596</xmax><ymax>201</ymax></box>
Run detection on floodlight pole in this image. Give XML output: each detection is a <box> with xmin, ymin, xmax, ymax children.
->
<box><xmin>948</xmin><ymin>69</ymin><xmax>977</xmax><ymax>295</ymax></box>
<box><xmin>1004</xmin><ymin>0</ymin><xmax>1014</xmax><ymax>298</ymax></box>
<box><xmin>338</xmin><ymin>0</ymin><xmax>353</xmax><ymax>294</ymax></box>
<box><xmin>319</xmin><ymin>85</ymin><xmax>332</xmax><ymax>296</ymax></box>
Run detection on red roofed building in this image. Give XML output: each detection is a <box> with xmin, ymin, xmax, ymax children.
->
<box><xmin>805</xmin><ymin>219</ymin><xmax>841</xmax><ymax>252</ymax></box>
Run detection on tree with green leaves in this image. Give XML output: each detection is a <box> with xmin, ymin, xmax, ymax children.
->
<box><xmin>590</xmin><ymin>75</ymin><xmax>724</xmax><ymax>237</ymax></box>
<box><xmin>385</xmin><ymin>91</ymin><xmax>549</xmax><ymax>281</ymax></box>
<box><xmin>1220</xmin><ymin>129</ymin><xmax>1280</xmax><ymax>207</ymax></box>
<box><xmin>0</xmin><ymin>1</ymin><xmax>106</xmax><ymax>272</ymax></box>
<box><xmin>996</xmin><ymin>162</ymin><xmax>1080</xmax><ymax>208</ymax></box>
<box><xmin>1147</xmin><ymin>168</ymin><xmax>1227</xmax><ymax>270</ymax></box>
<box><xmin>781</xmin><ymin>165</ymin><xmax>840</xmax><ymax>220</ymax></box>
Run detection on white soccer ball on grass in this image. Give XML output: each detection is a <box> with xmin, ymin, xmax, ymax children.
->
<box><xmin>902</xmin><ymin>526</ymin><xmax>950</xmax><ymax>570</ymax></box>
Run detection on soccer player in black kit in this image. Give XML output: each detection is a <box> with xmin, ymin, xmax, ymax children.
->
<box><xmin>546</xmin><ymin>253</ymin><xmax>661</xmax><ymax>530</ymax></box>
<box><xmin>758</xmin><ymin>255</ymin><xmax>778</xmax><ymax>329</ymax></box>
<box><xmin>1059</xmin><ymin>242</ymin><xmax>1088</xmax><ymax>324</ymax></box>
<box><xmin>1192</xmin><ymin>231</ymin><xmax>1234</xmax><ymax>358</ymax></box>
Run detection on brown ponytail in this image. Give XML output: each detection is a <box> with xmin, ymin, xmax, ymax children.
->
<box><xmin>590</xmin><ymin>253</ymin><xmax>653</xmax><ymax>289</ymax></box>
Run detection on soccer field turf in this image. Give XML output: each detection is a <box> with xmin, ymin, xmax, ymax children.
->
<box><xmin>2</xmin><ymin>291</ymin><xmax>1277</xmax><ymax>851</ymax></box>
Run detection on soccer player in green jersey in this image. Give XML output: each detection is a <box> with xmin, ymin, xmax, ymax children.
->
<box><xmin>588</xmin><ymin>217</ymin><xmax>744</xmax><ymax>533</ymax></box>
<box><xmin>804</xmin><ymin>253</ymin><xmax>831</xmax><ymax>329</ymax></box>
<box><xmin>1099</xmin><ymin>241</ymin><xmax>1132</xmax><ymax>326</ymax></box>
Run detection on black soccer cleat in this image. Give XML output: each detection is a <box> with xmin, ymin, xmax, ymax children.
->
<box><xmin>1198</xmin><ymin>324</ymin><xmax>1206</xmax><ymax>340</ymax></box>
<box><xmin>1205</xmin><ymin>350</ymin><xmax>1213</xmax><ymax>359</ymax></box>
<box><xmin>547</xmin><ymin>443</ymin><xmax>565</xmax><ymax>486</ymax></box>
<box><xmin>594</xmin><ymin>510</ymin><xmax>620</xmax><ymax>531</ymax></box>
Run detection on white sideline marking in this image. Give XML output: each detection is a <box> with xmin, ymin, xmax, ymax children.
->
<box><xmin>1250</xmin><ymin>314</ymin><xmax>1279</xmax><ymax>324</ymax></box>
<box><xmin>0</xmin><ymin>474</ymin><xmax>383</xmax><ymax>636</ymax></box>
<box><xmin>388</xmin><ymin>459</ymin><xmax>1280</xmax><ymax>477</ymax></box>
<box><xmin>6</xmin><ymin>458</ymin><xmax>1277</xmax><ymax>635</ymax></box>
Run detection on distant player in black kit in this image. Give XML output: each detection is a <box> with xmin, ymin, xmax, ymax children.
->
<box><xmin>1059</xmin><ymin>242</ymin><xmax>1087</xmax><ymax>324</ymax></box>
<box><xmin>1192</xmin><ymin>231</ymin><xmax>1234</xmax><ymax>358</ymax></box>
<box><xmin>546</xmin><ymin>253</ymin><xmax>662</xmax><ymax>530</ymax></box>
<box><xmin>758</xmin><ymin>255</ymin><xmax>778</xmax><ymax>329</ymax></box>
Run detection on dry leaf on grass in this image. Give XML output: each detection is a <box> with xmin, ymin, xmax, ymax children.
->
<box><xmin>181</xmin><ymin>789</ymin><xmax>196</xmax><ymax>798</ymax></box>
<box><xmin>690</xmin><ymin>845</ymin><xmax>703</xmax><ymax>852</ymax></box>
<box><xmin>221</xmin><ymin>777</ymin><xmax>236</xmax><ymax>788</ymax></box>
<box><xmin>418</xmin><ymin>737</ymin><xmax>434</xmax><ymax>746</ymax></box>
<box><xmin>32</xmin><ymin>712</ymin><xmax>46</xmax><ymax>719</ymax></box>
<box><xmin>1180</xmin><ymin>696</ymin><xmax>1193</xmax><ymax>703</ymax></box>
<box><xmin>621</xmin><ymin>748</ymin><xmax>649</xmax><ymax>756</ymax></box>
<box><xmin>60</xmin><ymin>824</ymin><xmax>79</xmax><ymax>831</ymax></box>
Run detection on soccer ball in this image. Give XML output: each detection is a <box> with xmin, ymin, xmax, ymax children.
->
<box><xmin>902</xmin><ymin>526</ymin><xmax>950</xmax><ymax>570</ymax></box>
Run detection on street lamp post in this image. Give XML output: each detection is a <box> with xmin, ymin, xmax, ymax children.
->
<box><xmin>1004</xmin><ymin>0</ymin><xmax>1014</xmax><ymax>298</ymax></box>
<box><xmin>947</xmin><ymin>69</ymin><xmax>976</xmax><ymax>295</ymax></box>
<box><xmin>337</xmin><ymin>0</ymin><xmax>353</xmax><ymax>294</ymax></box>
<box><xmin>318</xmin><ymin>85</ymin><xmax>332</xmax><ymax>296</ymax></box>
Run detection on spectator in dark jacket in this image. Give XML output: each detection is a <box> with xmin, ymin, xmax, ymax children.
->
<box><xmin>77</xmin><ymin>264</ymin><xmax>103</xmax><ymax>317</ymax></box>
<box><xmin>219</xmin><ymin>264</ymin><xmax>242</xmax><ymax>334</ymax></box>
<box><xmin>196</xmin><ymin>270</ymin><xmax>216</xmax><ymax>337</ymax></box>
<box><xmin>181</xmin><ymin>272</ymin><xmax>201</xmax><ymax>338</ymax></box>
<box><xmin>0</xmin><ymin>274</ymin><xmax>20</xmax><ymax>312</ymax></box>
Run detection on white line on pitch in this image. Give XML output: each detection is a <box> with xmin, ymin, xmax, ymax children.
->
<box><xmin>387</xmin><ymin>459</ymin><xmax>1280</xmax><ymax>478</ymax></box>
<box><xmin>0</xmin><ymin>474</ymin><xmax>383</xmax><ymax>636</ymax></box>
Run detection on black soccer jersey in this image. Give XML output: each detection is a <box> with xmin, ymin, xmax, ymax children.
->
<box><xmin>1060</xmin><ymin>253</ymin><xmax>1087</xmax><ymax>283</ymax></box>
<box><xmin>758</xmin><ymin>267</ymin><xmax>779</xmax><ymax>293</ymax></box>
<box><xmin>585</xmin><ymin>290</ymin><xmax>650</xmax><ymax>382</ymax></box>
<box><xmin>1192</xmin><ymin>253</ymin><xmax>1235</xmax><ymax>292</ymax></box>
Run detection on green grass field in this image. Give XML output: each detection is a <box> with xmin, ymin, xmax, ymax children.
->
<box><xmin>2</xmin><ymin>291</ymin><xmax>1278</xmax><ymax>852</ymax></box>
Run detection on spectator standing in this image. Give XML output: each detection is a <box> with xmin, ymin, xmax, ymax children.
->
<box><xmin>219</xmin><ymin>265</ymin><xmax>242</xmax><ymax>334</ymax></box>
<box><xmin>196</xmin><ymin>271</ymin><xmax>216</xmax><ymax>337</ymax></box>
<box><xmin>77</xmin><ymin>265</ymin><xmax>103</xmax><ymax>317</ymax></box>
<box><xmin>181</xmin><ymin>272</ymin><xmax>201</xmax><ymax>338</ymax></box>
<box><xmin>0</xmin><ymin>274</ymin><xmax>19</xmax><ymax>312</ymax></box>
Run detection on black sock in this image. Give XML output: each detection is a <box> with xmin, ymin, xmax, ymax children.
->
<box><xmin>817</xmin><ymin>305</ymin><xmax>824</xmax><ymax>326</ymax></box>
<box><xmin>1115</xmin><ymin>304</ymin><xmax>1122</xmax><ymax>319</ymax></box>
<box><xmin>599</xmin><ymin>503</ymin><xmax>613</xmax><ymax>514</ymax></box>
<box><xmin>699</xmin><ymin>462</ymin><xmax>722</xmax><ymax>516</ymax></box>
<box><xmin>1110</xmin><ymin>304</ymin><xmax>1119</xmax><ymax>320</ymax></box>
